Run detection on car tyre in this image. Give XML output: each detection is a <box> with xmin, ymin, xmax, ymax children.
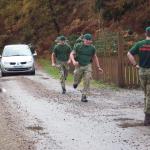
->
<box><xmin>1</xmin><ymin>71</ymin><xmax>7</xmax><ymax>77</ymax></box>
<box><xmin>30</xmin><ymin>69</ymin><xmax>35</xmax><ymax>75</ymax></box>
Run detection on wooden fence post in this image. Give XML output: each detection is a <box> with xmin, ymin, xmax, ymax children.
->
<box><xmin>117</xmin><ymin>33</ymin><xmax>124</xmax><ymax>87</ymax></box>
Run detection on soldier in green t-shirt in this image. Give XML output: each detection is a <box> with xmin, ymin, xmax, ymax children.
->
<box><xmin>51</xmin><ymin>35</ymin><xmax>72</xmax><ymax>94</ymax></box>
<box><xmin>70</xmin><ymin>33</ymin><xmax>103</xmax><ymax>102</ymax></box>
<box><xmin>127</xmin><ymin>26</ymin><xmax>150</xmax><ymax>126</ymax></box>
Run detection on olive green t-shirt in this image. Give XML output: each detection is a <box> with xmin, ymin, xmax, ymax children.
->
<box><xmin>53</xmin><ymin>44</ymin><xmax>71</xmax><ymax>62</ymax></box>
<box><xmin>130</xmin><ymin>39</ymin><xmax>150</xmax><ymax>68</ymax></box>
<box><xmin>73</xmin><ymin>43</ymin><xmax>96</xmax><ymax>66</ymax></box>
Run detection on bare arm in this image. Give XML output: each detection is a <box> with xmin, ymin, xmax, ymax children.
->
<box><xmin>127</xmin><ymin>52</ymin><xmax>139</xmax><ymax>68</ymax></box>
<box><xmin>70</xmin><ymin>51</ymin><xmax>79</xmax><ymax>66</ymax></box>
<box><xmin>92</xmin><ymin>54</ymin><xmax>103</xmax><ymax>72</ymax></box>
<box><xmin>51</xmin><ymin>52</ymin><xmax>56</xmax><ymax>66</ymax></box>
<box><xmin>67</xmin><ymin>56</ymin><xmax>72</xmax><ymax>64</ymax></box>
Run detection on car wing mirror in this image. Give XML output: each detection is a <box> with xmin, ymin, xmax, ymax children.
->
<box><xmin>0</xmin><ymin>55</ymin><xmax>2</xmax><ymax>58</ymax></box>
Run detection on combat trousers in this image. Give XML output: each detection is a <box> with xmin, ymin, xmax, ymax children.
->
<box><xmin>74</xmin><ymin>64</ymin><xmax>92</xmax><ymax>96</ymax></box>
<box><xmin>56</xmin><ymin>62</ymin><xmax>69</xmax><ymax>89</ymax></box>
<box><xmin>139</xmin><ymin>68</ymin><xmax>150</xmax><ymax>114</ymax></box>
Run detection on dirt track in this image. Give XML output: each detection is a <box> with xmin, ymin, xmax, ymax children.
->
<box><xmin>0</xmin><ymin>68</ymin><xmax>150</xmax><ymax>150</ymax></box>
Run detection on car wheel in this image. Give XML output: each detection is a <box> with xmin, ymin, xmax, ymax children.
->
<box><xmin>1</xmin><ymin>71</ymin><xmax>7</xmax><ymax>77</ymax></box>
<box><xmin>30</xmin><ymin>69</ymin><xmax>35</xmax><ymax>75</ymax></box>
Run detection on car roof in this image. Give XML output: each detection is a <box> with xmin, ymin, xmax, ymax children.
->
<box><xmin>4</xmin><ymin>44</ymin><xmax>29</xmax><ymax>49</ymax></box>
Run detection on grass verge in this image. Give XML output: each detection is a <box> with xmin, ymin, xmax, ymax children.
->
<box><xmin>37</xmin><ymin>58</ymin><xmax>118</xmax><ymax>90</ymax></box>
<box><xmin>37</xmin><ymin>58</ymin><xmax>73</xmax><ymax>83</ymax></box>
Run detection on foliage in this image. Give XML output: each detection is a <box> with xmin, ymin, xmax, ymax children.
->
<box><xmin>94</xmin><ymin>31</ymin><xmax>118</xmax><ymax>54</ymax></box>
<box><xmin>0</xmin><ymin>0</ymin><xmax>149</xmax><ymax>54</ymax></box>
<box><xmin>0</xmin><ymin>0</ymin><xmax>79</xmax><ymax>52</ymax></box>
<box><xmin>67</xmin><ymin>34</ymin><xmax>79</xmax><ymax>48</ymax></box>
<box><xmin>95</xmin><ymin>0</ymin><xmax>149</xmax><ymax>21</ymax></box>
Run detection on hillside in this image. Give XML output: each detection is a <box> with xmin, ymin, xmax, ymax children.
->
<box><xmin>0</xmin><ymin>0</ymin><xmax>149</xmax><ymax>55</ymax></box>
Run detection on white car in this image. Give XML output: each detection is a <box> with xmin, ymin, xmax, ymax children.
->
<box><xmin>0</xmin><ymin>44</ymin><xmax>36</xmax><ymax>76</ymax></box>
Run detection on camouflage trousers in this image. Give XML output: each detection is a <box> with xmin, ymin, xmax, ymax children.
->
<box><xmin>74</xmin><ymin>64</ymin><xmax>92</xmax><ymax>96</ymax></box>
<box><xmin>139</xmin><ymin>68</ymin><xmax>150</xmax><ymax>114</ymax></box>
<box><xmin>56</xmin><ymin>62</ymin><xmax>69</xmax><ymax>89</ymax></box>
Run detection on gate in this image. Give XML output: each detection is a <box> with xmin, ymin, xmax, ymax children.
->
<box><xmin>93</xmin><ymin>30</ymin><xmax>140</xmax><ymax>88</ymax></box>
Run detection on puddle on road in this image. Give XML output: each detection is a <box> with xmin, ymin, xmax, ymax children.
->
<box><xmin>118</xmin><ymin>122</ymin><xmax>144</xmax><ymax>128</ymax></box>
<box><xmin>26</xmin><ymin>125</ymin><xmax>44</xmax><ymax>131</ymax></box>
<box><xmin>115</xmin><ymin>118</ymin><xmax>144</xmax><ymax>128</ymax></box>
<box><xmin>114</xmin><ymin>118</ymin><xmax>134</xmax><ymax>121</ymax></box>
<box><xmin>41</xmin><ymin>77</ymin><xmax>50</xmax><ymax>80</ymax></box>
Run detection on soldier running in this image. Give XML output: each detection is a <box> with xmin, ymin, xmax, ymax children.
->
<box><xmin>51</xmin><ymin>35</ymin><xmax>72</xmax><ymax>94</ymax></box>
<box><xmin>70</xmin><ymin>33</ymin><xmax>103</xmax><ymax>102</ymax></box>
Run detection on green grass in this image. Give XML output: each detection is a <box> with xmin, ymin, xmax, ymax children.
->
<box><xmin>91</xmin><ymin>80</ymin><xmax>119</xmax><ymax>91</ymax></box>
<box><xmin>37</xmin><ymin>58</ymin><xmax>74</xmax><ymax>83</ymax></box>
<box><xmin>38</xmin><ymin>58</ymin><xmax>118</xmax><ymax>90</ymax></box>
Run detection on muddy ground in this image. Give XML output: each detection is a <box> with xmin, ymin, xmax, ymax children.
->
<box><xmin>0</xmin><ymin>68</ymin><xmax>150</xmax><ymax>150</ymax></box>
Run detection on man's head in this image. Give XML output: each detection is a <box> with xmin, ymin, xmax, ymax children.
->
<box><xmin>60</xmin><ymin>35</ymin><xmax>66</xmax><ymax>45</ymax></box>
<box><xmin>83</xmin><ymin>33</ymin><xmax>93</xmax><ymax>45</ymax></box>
<box><xmin>59</xmin><ymin>35</ymin><xmax>66</xmax><ymax>41</ymax></box>
<box><xmin>56</xmin><ymin>35</ymin><xmax>66</xmax><ymax>44</ymax></box>
<box><xmin>145</xmin><ymin>27</ymin><xmax>150</xmax><ymax>37</ymax></box>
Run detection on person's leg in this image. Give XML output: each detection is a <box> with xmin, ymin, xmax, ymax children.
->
<box><xmin>145</xmin><ymin>76</ymin><xmax>150</xmax><ymax>113</ymax></box>
<box><xmin>64</xmin><ymin>63</ymin><xmax>69</xmax><ymax>80</ymax></box>
<box><xmin>82</xmin><ymin>64</ymin><xmax>92</xmax><ymax>102</ymax></box>
<box><xmin>73</xmin><ymin>66</ymin><xmax>83</xmax><ymax>89</ymax></box>
<box><xmin>139</xmin><ymin>68</ymin><xmax>150</xmax><ymax>125</ymax></box>
<box><xmin>139</xmin><ymin>74</ymin><xmax>147</xmax><ymax>112</ymax></box>
<box><xmin>144</xmin><ymin>75</ymin><xmax>150</xmax><ymax>125</ymax></box>
<box><xmin>58</xmin><ymin>64</ymin><xmax>66</xmax><ymax>94</ymax></box>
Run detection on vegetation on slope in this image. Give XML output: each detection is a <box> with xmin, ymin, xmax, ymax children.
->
<box><xmin>0</xmin><ymin>0</ymin><xmax>149</xmax><ymax>54</ymax></box>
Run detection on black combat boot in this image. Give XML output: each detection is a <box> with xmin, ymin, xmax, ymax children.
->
<box><xmin>0</xmin><ymin>88</ymin><xmax>5</xmax><ymax>92</ymax></box>
<box><xmin>144</xmin><ymin>113</ymin><xmax>150</xmax><ymax>126</ymax></box>
<box><xmin>73</xmin><ymin>83</ymin><xmax>78</xmax><ymax>89</ymax></box>
<box><xmin>62</xmin><ymin>88</ymin><xmax>66</xmax><ymax>94</ymax></box>
<box><xmin>81</xmin><ymin>95</ymin><xmax>88</xmax><ymax>102</ymax></box>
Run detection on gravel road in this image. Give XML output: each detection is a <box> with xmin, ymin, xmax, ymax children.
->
<box><xmin>0</xmin><ymin>68</ymin><xmax>150</xmax><ymax>150</ymax></box>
